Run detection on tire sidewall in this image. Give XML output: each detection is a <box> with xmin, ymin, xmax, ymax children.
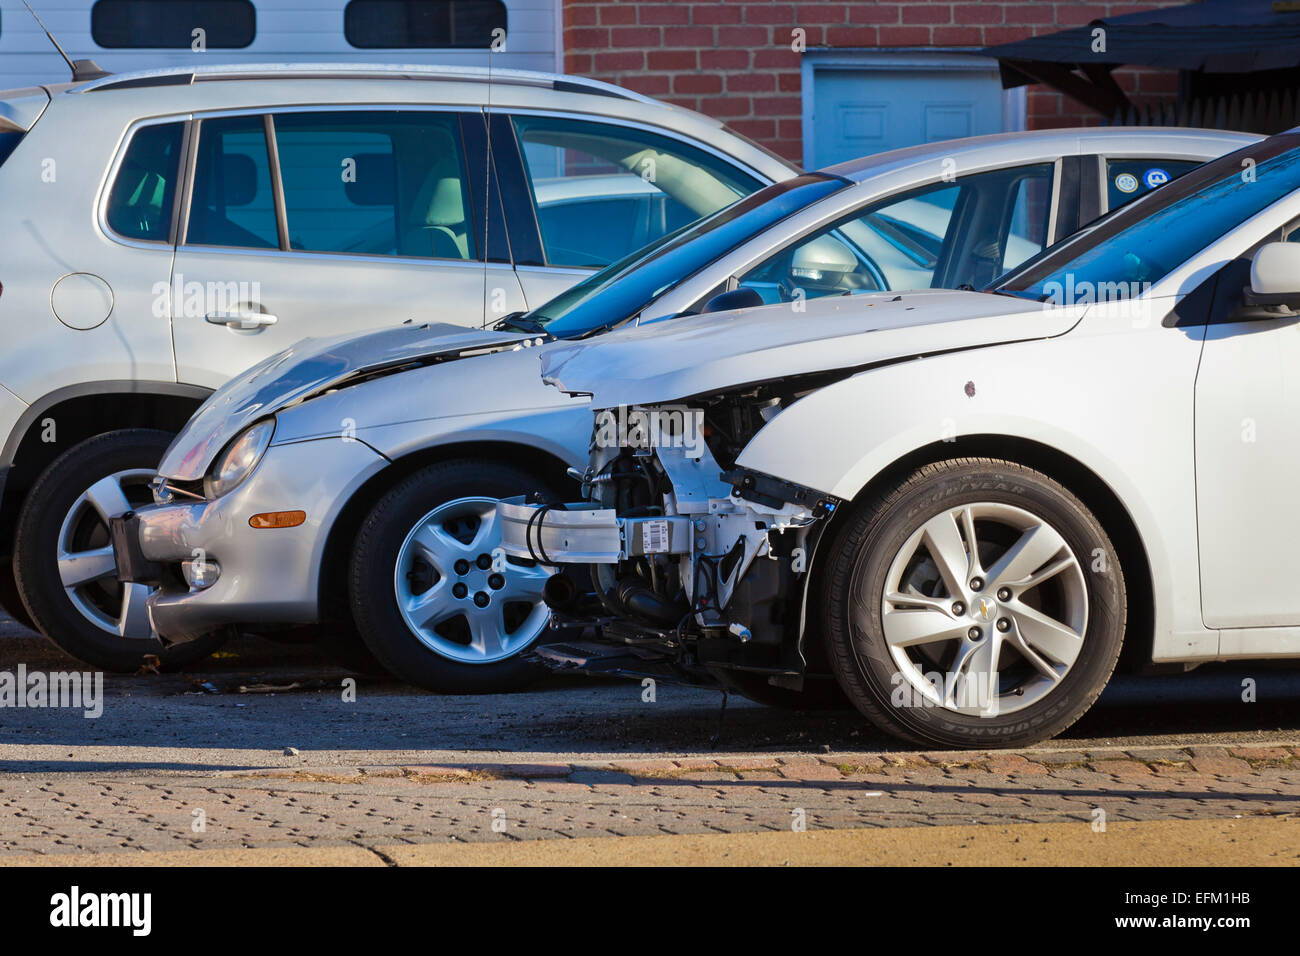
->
<box><xmin>828</xmin><ymin>462</ymin><xmax>1125</xmax><ymax>748</ymax></box>
<box><xmin>349</xmin><ymin>459</ymin><xmax>560</xmax><ymax>694</ymax></box>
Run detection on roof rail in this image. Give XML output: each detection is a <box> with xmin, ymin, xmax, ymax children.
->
<box><xmin>71</xmin><ymin>62</ymin><xmax>659</xmax><ymax>104</ymax></box>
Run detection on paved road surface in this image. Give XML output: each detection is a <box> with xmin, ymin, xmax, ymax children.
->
<box><xmin>2</xmin><ymin>616</ymin><xmax>1298</xmax><ymax>864</ymax></box>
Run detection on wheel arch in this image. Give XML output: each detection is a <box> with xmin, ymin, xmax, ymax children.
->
<box><xmin>0</xmin><ymin>382</ymin><xmax>211</xmax><ymax>553</ymax></box>
<box><xmin>316</xmin><ymin>439</ymin><xmax>578</xmax><ymax>628</ymax></box>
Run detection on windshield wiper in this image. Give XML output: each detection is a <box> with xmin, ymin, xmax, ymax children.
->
<box><xmin>493</xmin><ymin>311</ymin><xmax>549</xmax><ymax>334</ymax></box>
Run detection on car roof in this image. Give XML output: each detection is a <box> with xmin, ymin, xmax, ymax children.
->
<box><xmin>829</xmin><ymin>127</ymin><xmax>1263</xmax><ymax>182</ymax></box>
<box><xmin>19</xmin><ymin>61</ymin><xmax>799</xmax><ymax>182</ymax></box>
<box><xmin>65</xmin><ymin>61</ymin><xmax>660</xmax><ymax>103</ymax></box>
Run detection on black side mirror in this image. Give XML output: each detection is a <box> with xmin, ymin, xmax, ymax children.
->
<box><xmin>701</xmin><ymin>286</ymin><xmax>764</xmax><ymax>314</ymax></box>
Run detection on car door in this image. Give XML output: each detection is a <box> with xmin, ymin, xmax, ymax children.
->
<box><xmin>169</xmin><ymin>109</ymin><xmax>525</xmax><ymax>388</ymax></box>
<box><xmin>495</xmin><ymin>111</ymin><xmax>767</xmax><ymax>309</ymax></box>
<box><xmin>727</xmin><ymin>161</ymin><xmax>1066</xmax><ymax>305</ymax></box>
<box><xmin>1194</xmin><ymin>221</ymin><xmax>1300</xmax><ymax>629</ymax></box>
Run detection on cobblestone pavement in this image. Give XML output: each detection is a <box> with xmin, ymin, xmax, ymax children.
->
<box><xmin>2</xmin><ymin>624</ymin><xmax>1299</xmax><ymax>860</ymax></box>
<box><xmin>3</xmin><ymin>743</ymin><xmax>1299</xmax><ymax>858</ymax></box>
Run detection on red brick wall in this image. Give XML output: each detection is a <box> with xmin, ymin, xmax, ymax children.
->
<box><xmin>562</xmin><ymin>0</ymin><xmax>1185</xmax><ymax>164</ymax></box>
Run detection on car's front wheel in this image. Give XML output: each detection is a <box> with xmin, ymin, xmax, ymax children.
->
<box><xmin>821</xmin><ymin>458</ymin><xmax>1125</xmax><ymax>749</ymax></box>
<box><xmin>349</xmin><ymin>459</ymin><xmax>560</xmax><ymax>693</ymax></box>
<box><xmin>13</xmin><ymin>429</ymin><xmax>228</xmax><ymax>672</ymax></box>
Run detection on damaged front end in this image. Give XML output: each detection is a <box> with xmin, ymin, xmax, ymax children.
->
<box><xmin>498</xmin><ymin>387</ymin><xmax>841</xmax><ymax>692</ymax></box>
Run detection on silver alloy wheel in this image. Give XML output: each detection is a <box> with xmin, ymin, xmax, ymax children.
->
<box><xmin>393</xmin><ymin>496</ymin><xmax>552</xmax><ymax>664</ymax></box>
<box><xmin>879</xmin><ymin>501</ymin><xmax>1088</xmax><ymax>717</ymax></box>
<box><xmin>56</xmin><ymin>468</ymin><xmax>158</xmax><ymax>639</ymax></box>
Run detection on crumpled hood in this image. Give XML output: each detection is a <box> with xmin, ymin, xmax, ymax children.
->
<box><xmin>160</xmin><ymin>323</ymin><xmax>527</xmax><ymax>480</ymax></box>
<box><xmin>540</xmin><ymin>289</ymin><xmax>1077</xmax><ymax>407</ymax></box>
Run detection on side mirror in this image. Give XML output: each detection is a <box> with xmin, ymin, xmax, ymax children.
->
<box><xmin>701</xmin><ymin>286</ymin><xmax>764</xmax><ymax>314</ymax></box>
<box><xmin>1244</xmin><ymin>242</ymin><xmax>1300</xmax><ymax>312</ymax></box>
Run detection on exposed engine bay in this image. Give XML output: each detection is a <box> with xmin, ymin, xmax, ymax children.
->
<box><xmin>498</xmin><ymin>387</ymin><xmax>842</xmax><ymax>689</ymax></box>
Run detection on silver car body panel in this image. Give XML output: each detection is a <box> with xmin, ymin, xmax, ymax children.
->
<box><xmin>0</xmin><ymin>63</ymin><xmax>794</xmax><ymax>462</ymax></box>
<box><xmin>159</xmin><ymin>323</ymin><xmax>529</xmax><ymax>480</ymax></box>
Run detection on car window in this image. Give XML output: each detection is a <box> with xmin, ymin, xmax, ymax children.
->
<box><xmin>999</xmin><ymin>138</ymin><xmax>1300</xmax><ymax>299</ymax></box>
<box><xmin>272</xmin><ymin>111</ymin><xmax>477</xmax><ymax>260</ymax></box>
<box><xmin>186</xmin><ymin>116</ymin><xmax>279</xmax><ymax>249</ymax></box>
<box><xmin>511</xmin><ymin>115</ymin><xmax>761</xmax><ymax>269</ymax></box>
<box><xmin>1002</xmin><ymin>173</ymin><xmax>1054</xmax><ymax>271</ymax></box>
<box><xmin>1104</xmin><ymin>158</ymin><xmax>1199</xmax><ymax>212</ymax></box>
<box><xmin>528</xmin><ymin>173</ymin><xmax>847</xmax><ymax>338</ymax></box>
<box><xmin>736</xmin><ymin>163</ymin><xmax>1054</xmax><ymax>303</ymax></box>
<box><xmin>105</xmin><ymin>121</ymin><xmax>185</xmax><ymax>242</ymax></box>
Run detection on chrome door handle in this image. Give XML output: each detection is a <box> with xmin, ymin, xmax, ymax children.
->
<box><xmin>205</xmin><ymin>310</ymin><xmax>278</xmax><ymax>330</ymax></box>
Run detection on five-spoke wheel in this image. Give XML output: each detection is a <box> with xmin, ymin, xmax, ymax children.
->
<box><xmin>821</xmin><ymin>458</ymin><xmax>1125</xmax><ymax>749</ymax></box>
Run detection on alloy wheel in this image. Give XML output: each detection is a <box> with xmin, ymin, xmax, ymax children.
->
<box><xmin>55</xmin><ymin>467</ymin><xmax>158</xmax><ymax>639</ymax></box>
<box><xmin>392</xmin><ymin>496</ymin><xmax>552</xmax><ymax>664</ymax></box>
<box><xmin>878</xmin><ymin>501</ymin><xmax>1088</xmax><ymax>717</ymax></box>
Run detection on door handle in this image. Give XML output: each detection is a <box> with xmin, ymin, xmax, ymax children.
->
<box><xmin>205</xmin><ymin>309</ymin><xmax>278</xmax><ymax>330</ymax></box>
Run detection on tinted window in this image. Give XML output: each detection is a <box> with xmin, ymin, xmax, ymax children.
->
<box><xmin>529</xmin><ymin>173</ymin><xmax>847</xmax><ymax>338</ymax></box>
<box><xmin>512</xmin><ymin>115</ymin><xmax>762</xmax><ymax>268</ymax></box>
<box><xmin>345</xmin><ymin>0</ymin><xmax>505</xmax><ymax>48</ymax></box>
<box><xmin>0</xmin><ymin>132</ymin><xmax>24</xmax><ymax>169</ymax></box>
<box><xmin>92</xmin><ymin>0</ymin><xmax>255</xmax><ymax>48</ymax></box>
<box><xmin>1104</xmin><ymin>159</ymin><xmax>1199</xmax><ymax>212</ymax></box>
<box><xmin>1000</xmin><ymin>138</ymin><xmax>1300</xmax><ymax>299</ymax></box>
<box><xmin>187</xmin><ymin>116</ymin><xmax>278</xmax><ymax>249</ymax></box>
<box><xmin>272</xmin><ymin>111</ymin><xmax>475</xmax><ymax>259</ymax></box>
<box><xmin>105</xmin><ymin>122</ymin><xmax>184</xmax><ymax>242</ymax></box>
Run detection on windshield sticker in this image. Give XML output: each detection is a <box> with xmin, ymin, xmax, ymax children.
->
<box><xmin>1143</xmin><ymin>168</ymin><xmax>1170</xmax><ymax>189</ymax></box>
<box><xmin>1114</xmin><ymin>173</ymin><xmax>1139</xmax><ymax>193</ymax></box>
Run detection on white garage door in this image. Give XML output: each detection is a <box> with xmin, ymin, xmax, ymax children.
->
<box><xmin>806</xmin><ymin>57</ymin><xmax>1014</xmax><ymax>168</ymax></box>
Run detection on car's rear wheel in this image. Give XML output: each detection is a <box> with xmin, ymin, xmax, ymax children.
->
<box><xmin>14</xmin><ymin>429</ymin><xmax>228</xmax><ymax>672</ymax></box>
<box><xmin>821</xmin><ymin>458</ymin><xmax>1125</xmax><ymax>749</ymax></box>
<box><xmin>349</xmin><ymin>459</ymin><xmax>560</xmax><ymax>693</ymax></box>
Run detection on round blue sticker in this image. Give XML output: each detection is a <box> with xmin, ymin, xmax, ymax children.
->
<box><xmin>1143</xmin><ymin>167</ymin><xmax>1170</xmax><ymax>189</ymax></box>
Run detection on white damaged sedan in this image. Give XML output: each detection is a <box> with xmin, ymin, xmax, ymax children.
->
<box><xmin>500</xmin><ymin>132</ymin><xmax>1300</xmax><ymax>748</ymax></box>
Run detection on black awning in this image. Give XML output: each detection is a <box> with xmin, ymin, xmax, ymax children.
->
<box><xmin>982</xmin><ymin>0</ymin><xmax>1300</xmax><ymax>114</ymax></box>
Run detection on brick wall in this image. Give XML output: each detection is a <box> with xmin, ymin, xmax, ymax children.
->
<box><xmin>562</xmin><ymin>0</ymin><xmax>1186</xmax><ymax>164</ymax></box>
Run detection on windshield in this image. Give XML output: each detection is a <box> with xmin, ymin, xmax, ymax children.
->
<box><xmin>523</xmin><ymin>173</ymin><xmax>849</xmax><ymax>338</ymax></box>
<box><xmin>995</xmin><ymin>135</ymin><xmax>1300</xmax><ymax>301</ymax></box>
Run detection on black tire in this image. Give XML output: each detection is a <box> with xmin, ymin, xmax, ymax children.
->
<box><xmin>349</xmin><ymin>459</ymin><xmax>561</xmax><ymax>693</ymax></box>
<box><xmin>13</xmin><ymin>429</ymin><xmax>228</xmax><ymax>672</ymax></box>
<box><xmin>0</xmin><ymin>558</ymin><xmax>37</xmax><ymax>630</ymax></box>
<box><xmin>821</xmin><ymin>458</ymin><xmax>1125</xmax><ymax>750</ymax></box>
<box><xmin>318</xmin><ymin>620</ymin><xmax>394</xmax><ymax>677</ymax></box>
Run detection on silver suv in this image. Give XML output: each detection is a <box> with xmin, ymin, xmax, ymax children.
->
<box><xmin>0</xmin><ymin>63</ymin><xmax>794</xmax><ymax>670</ymax></box>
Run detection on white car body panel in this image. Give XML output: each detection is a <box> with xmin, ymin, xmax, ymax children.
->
<box><xmin>532</xmin><ymin>177</ymin><xmax>1300</xmax><ymax>665</ymax></box>
<box><xmin>541</xmin><ymin>289</ymin><xmax>1071</xmax><ymax>408</ymax></box>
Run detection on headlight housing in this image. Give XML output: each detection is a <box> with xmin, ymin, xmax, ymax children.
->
<box><xmin>204</xmin><ymin>419</ymin><xmax>275</xmax><ymax>499</ymax></box>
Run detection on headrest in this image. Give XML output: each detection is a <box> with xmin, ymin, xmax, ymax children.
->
<box><xmin>344</xmin><ymin>153</ymin><xmax>396</xmax><ymax>206</ymax></box>
<box><xmin>222</xmin><ymin>153</ymin><xmax>258</xmax><ymax>206</ymax></box>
